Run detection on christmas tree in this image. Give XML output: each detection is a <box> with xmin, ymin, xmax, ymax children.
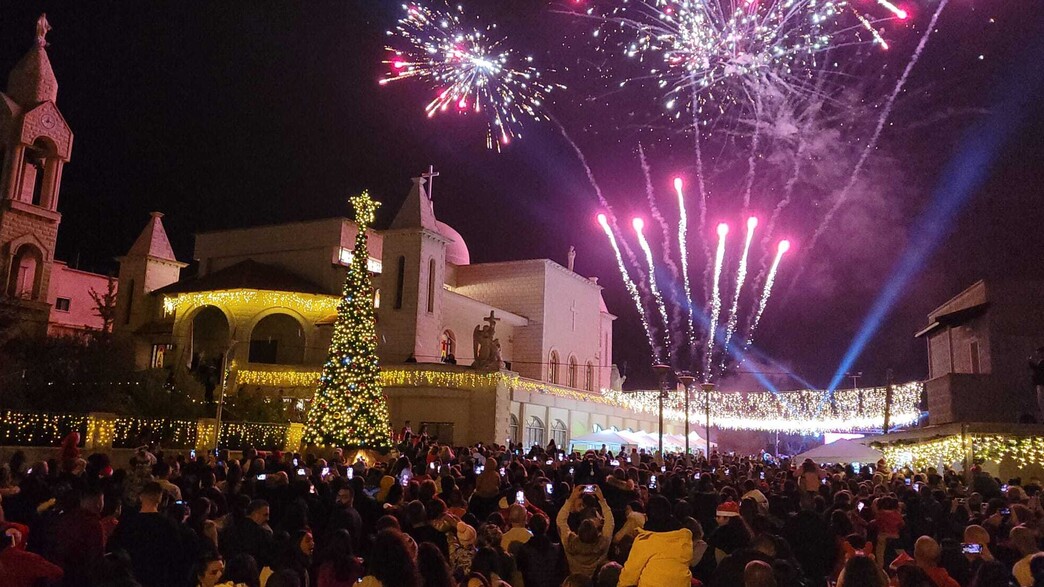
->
<box><xmin>303</xmin><ymin>192</ymin><xmax>391</xmax><ymax>449</ymax></box>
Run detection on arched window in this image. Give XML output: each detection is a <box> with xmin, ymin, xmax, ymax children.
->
<box><xmin>508</xmin><ymin>414</ymin><xmax>519</xmax><ymax>444</ymax></box>
<box><xmin>551</xmin><ymin>420</ymin><xmax>567</xmax><ymax>447</ymax></box>
<box><xmin>394</xmin><ymin>256</ymin><xmax>405</xmax><ymax>309</ymax></box>
<box><xmin>249</xmin><ymin>313</ymin><xmax>306</xmax><ymax>365</ymax></box>
<box><xmin>548</xmin><ymin>351</ymin><xmax>560</xmax><ymax>384</ymax></box>
<box><xmin>593</xmin><ymin>423</ymin><xmax>603</xmax><ymax>433</ymax></box>
<box><xmin>440</xmin><ymin>330</ymin><xmax>456</xmax><ymax>361</ymax></box>
<box><xmin>568</xmin><ymin>356</ymin><xmax>579</xmax><ymax>388</ymax></box>
<box><xmin>585</xmin><ymin>361</ymin><xmax>595</xmax><ymax>391</ymax></box>
<box><xmin>426</xmin><ymin>258</ymin><xmax>436</xmax><ymax>313</ymax></box>
<box><xmin>525</xmin><ymin>416</ymin><xmax>545</xmax><ymax>448</ymax></box>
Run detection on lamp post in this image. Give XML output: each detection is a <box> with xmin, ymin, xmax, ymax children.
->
<box><xmin>700</xmin><ymin>382</ymin><xmax>716</xmax><ymax>459</ymax></box>
<box><xmin>677</xmin><ymin>372</ymin><xmax>695</xmax><ymax>456</ymax></box>
<box><xmin>652</xmin><ymin>364</ymin><xmax>672</xmax><ymax>456</ymax></box>
<box><xmin>214</xmin><ymin>333</ymin><xmax>241</xmax><ymax>453</ymax></box>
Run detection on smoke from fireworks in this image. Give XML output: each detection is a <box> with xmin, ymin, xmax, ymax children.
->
<box><xmin>380</xmin><ymin>2</ymin><xmax>561</xmax><ymax>151</ymax></box>
<box><xmin>634</xmin><ymin>218</ymin><xmax>673</xmax><ymax>361</ymax></box>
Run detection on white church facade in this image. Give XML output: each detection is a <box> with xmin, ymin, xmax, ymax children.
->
<box><xmin>113</xmin><ymin>174</ymin><xmax>678</xmax><ymax>447</ymax></box>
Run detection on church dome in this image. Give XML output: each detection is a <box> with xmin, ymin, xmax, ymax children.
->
<box><xmin>436</xmin><ymin>221</ymin><xmax>470</xmax><ymax>265</ymax></box>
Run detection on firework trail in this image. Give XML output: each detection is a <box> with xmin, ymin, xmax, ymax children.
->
<box><xmin>548</xmin><ymin>117</ymin><xmax>653</xmax><ymax>302</ymax></box>
<box><xmin>693</xmin><ymin>103</ymin><xmax>714</xmax><ymax>325</ymax></box>
<box><xmin>381</xmin><ymin>2</ymin><xmax>561</xmax><ymax>151</ymax></box>
<box><xmin>673</xmin><ymin>176</ymin><xmax>699</xmax><ymax>361</ymax></box>
<box><xmin>704</xmin><ymin>223</ymin><xmax>729</xmax><ymax>379</ymax></box>
<box><xmin>790</xmin><ymin>0</ymin><xmax>952</xmax><ymax>290</ymax></box>
<box><xmin>599</xmin><ymin>214</ymin><xmax>661</xmax><ymax>359</ymax></box>
<box><xmin>745</xmin><ymin>240</ymin><xmax>791</xmax><ymax>349</ymax></box>
<box><xmin>634</xmin><ymin>218</ymin><xmax>674</xmax><ymax>361</ymax></box>
<box><xmin>638</xmin><ymin>144</ymin><xmax>685</xmax><ymax>356</ymax></box>
<box><xmin>741</xmin><ymin>89</ymin><xmax>764</xmax><ymax>215</ymax></box>
<box><xmin>722</xmin><ymin>217</ymin><xmax>758</xmax><ymax>361</ymax></box>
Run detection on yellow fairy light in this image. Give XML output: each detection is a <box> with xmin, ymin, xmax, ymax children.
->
<box><xmin>163</xmin><ymin>290</ymin><xmax>339</xmax><ymax>316</ymax></box>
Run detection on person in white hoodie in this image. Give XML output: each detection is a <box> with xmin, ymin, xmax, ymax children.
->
<box><xmin>614</xmin><ymin>500</ymin><xmax>647</xmax><ymax>544</ymax></box>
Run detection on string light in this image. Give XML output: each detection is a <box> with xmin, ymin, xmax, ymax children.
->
<box><xmin>86</xmin><ymin>414</ymin><xmax>116</xmax><ymax>449</ymax></box>
<box><xmin>303</xmin><ymin>192</ymin><xmax>393</xmax><ymax>449</ymax></box>
<box><xmin>237</xmin><ymin>369</ymin><xmax>321</xmax><ymax>388</ymax></box>
<box><xmin>163</xmin><ymin>290</ymin><xmax>339</xmax><ymax>316</ymax></box>
<box><xmin>0</xmin><ymin>412</ymin><xmax>87</xmax><ymax>446</ymax></box>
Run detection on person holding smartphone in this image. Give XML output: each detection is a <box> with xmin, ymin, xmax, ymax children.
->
<box><xmin>557</xmin><ymin>484</ymin><xmax>615</xmax><ymax>579</ymax></box>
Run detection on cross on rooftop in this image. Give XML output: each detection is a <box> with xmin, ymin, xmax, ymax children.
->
<box><xmin>421</xmin><ymin>165</ymin><xmax>439</xmax><ymax>202</ymax></box>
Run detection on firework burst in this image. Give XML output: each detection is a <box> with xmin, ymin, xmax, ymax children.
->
<box><xmin>381</xmin><ymin>3</ymin><xmax>562</xmax><ymax>150</ymax></box>
<box><xmin>580</xmin><ymin>0</ymin><xmax>901</xmax><ymax>125</ymax></box>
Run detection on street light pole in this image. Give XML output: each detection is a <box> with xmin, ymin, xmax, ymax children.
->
<box><xmin>700</xmin><ymin>382</ymin><xmax>715</xmax><ymax>459</ymax></box>
<box><xmin>677</xmin><ymin>372</ymin><xmax>695</xmax><ymax>456</ymax></box>
<box><xmin>652</xmin><ymin>364</ymin><xmax>671</xmax><ymax>456</ymax></box>
<box><xmin>214</xmin><ymin>335</ymin><xmax>240</xmax><ymax>453</ymax></box>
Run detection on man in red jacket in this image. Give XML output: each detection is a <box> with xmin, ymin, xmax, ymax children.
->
<box><xmin>0</xmin><ymin>527</ymin><xmax>64</xmax><ymax>587</ymax></box>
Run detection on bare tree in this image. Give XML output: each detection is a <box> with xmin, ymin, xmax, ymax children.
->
<box><xmin>89</xmin><ymin>275</ymin><xmax>118</xmax><ymax>334</ymax></box>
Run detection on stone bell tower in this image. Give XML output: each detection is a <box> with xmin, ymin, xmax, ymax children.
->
<box><xmin>0</xmin><ymin>15</ymin><xmax>74</xmax><ymax>333</ymax></box>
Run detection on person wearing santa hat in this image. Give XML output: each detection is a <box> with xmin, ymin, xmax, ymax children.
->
<box><xmin>708</xmin><ymin>501</ymin><xmax>753</xmax><ymax>563</ymax></box>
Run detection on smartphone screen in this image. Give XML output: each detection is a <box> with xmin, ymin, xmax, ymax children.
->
<box><xmin>650</xmin><ymin>475</ymin><xmax>657</xmax><ymax>489</ymax></box>
<box><xmin>962</xmin><ymin>543</ymin><xmax>982</xmax><ymax>554</ymax></box>
<box><xmin>546</xmin><ymin>460</ymin><xmax>553</xmax><ymax>465</ymax></box>
<box><xmin>321</xmin><ymin>467</ymin><xmax>330</xmax><ymax>477</ymax></box>
<box><xmin>857</xmin><ymin>502</ymin><xmax>865</xmax><ymax>511</ymax></box>
<box><xmin>583</xmin><ymin>485</ymin><xmax>596</xmax><ymax>494</ymax></box>
<box><xmin>297</xmin><ymin>468</ymin><xmax>306</xmax><ymax>476</ymax></box>
<box><xmin>257</xmin><ymin>474</ymin><xmax>267</xmax><ymax>481</ymax></box>
<box><xmin>190</xmin><ymin>449</ymin><xmax>196</xmax><ymax>459</ymax></box>
<box><xmin>760</xmin><ymin>471</ymin><xmax>765</xmax><ymax>480</ymax></box>
<box><xmin>346</xmin><ymin>468</ymin><xmax>353</xmax><ymax>480</ymax></box>
<box><xmin>516</xmin><ymin>490</ymin><xmax>525</xmax><ymax>505</ymax></box>
<box><xmin>546</xmin><ymin>483</ymin><xmax>554</xmax><ymax>495</ymax></box>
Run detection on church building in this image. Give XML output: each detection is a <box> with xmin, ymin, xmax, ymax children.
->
<box><xmin>114</xmin><ymin>175</ymin><xmax>675</xmax><ymax>446</ymax></box>
<box><xmin>0</xmin><ymin>15</ymin><xmax>112</xmax><ymax>338</ymax></box>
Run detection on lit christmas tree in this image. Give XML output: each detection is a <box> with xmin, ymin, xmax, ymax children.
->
<box><xmin>303</xmin><ymin>192</ymin><xmax>391</xmax><ymax>449</ymax></box>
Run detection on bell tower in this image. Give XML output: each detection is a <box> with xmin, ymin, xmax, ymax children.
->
<box><xmin>0</xmin><ymin>14</ymin><xmax>73</xmax><ymax>332</ymax></box>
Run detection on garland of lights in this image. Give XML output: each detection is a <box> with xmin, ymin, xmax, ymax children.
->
<box><xmin>163</xmin><ymin>290</ymin><xmax>339</xmax><ymax>316</ymax></box>
<box><xmin>302</xmin><ymin>192</ymin><xmax>393</xmax><ymax>449</ymax></box>
<box><xmin>0</xmin><ymin>412</ymin><xmax>88</xmax><ymax>446</ymax></box>
<box><xmin>234</xmin><ymin>366</ymin><xmax>924</xmax><ymax>434</ymax></box>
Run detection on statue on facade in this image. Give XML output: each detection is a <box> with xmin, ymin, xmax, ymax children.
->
<box><xmin>472</xmin><ymin>311</ymin><xmax>504</xmax><ymax>371</ymax></box>
<box><xmin>36</xmin><ymin>14</ymin><xmax>51</xmax><ymax>47</ymax></box>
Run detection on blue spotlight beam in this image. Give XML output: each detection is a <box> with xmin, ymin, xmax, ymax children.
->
<box><xmin>823</xmin><ymin>43</ymin><xmax>1044</xmax><ymax>402</ymax></box>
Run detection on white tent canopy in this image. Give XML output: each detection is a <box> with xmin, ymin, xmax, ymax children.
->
<box><xmin>570</xmin><ymin>429</ymin><xmax>640</xmax><ymax>447</ymax></box>
<box><xmin>794</xmin><ymin>439</ymin><xmax>883</xmax><ymax>464</ymax></box>
<box><xmin>571</xmin><ymin>429</ymin><xmax>714</xmax><ymax>453</ymax></box>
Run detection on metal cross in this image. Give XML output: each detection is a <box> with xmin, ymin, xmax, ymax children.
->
<box><xmin>421</xmin><ymin>165</ymin><xmax>440</xmax><ymax>201</ymax></box>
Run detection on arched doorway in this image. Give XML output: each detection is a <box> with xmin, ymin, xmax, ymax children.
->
<box><xmin>249</xmin><ymin>313</ymin><xmax>306</xmax><ymax>364</ymax></box>
<box><xmin>6</xmin><ymin>243</ymin><xmax>43</xmax><ymax>300</ymax></box>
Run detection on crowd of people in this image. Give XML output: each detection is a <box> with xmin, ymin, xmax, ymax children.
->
<box><xmin>1</xmin><ymin>429</ymin><xmax>1043</xmax><ymax>587</ymax></box>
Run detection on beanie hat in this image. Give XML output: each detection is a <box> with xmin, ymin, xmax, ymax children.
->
<box><xmin>716</xmin><ymin>501</ymin><xmax>740</xmax><ymax>517</ymax></box>
<box><xmin>457</xmin><ymin>522</ymin><xmax>478</xmax><ymax>547</ymax></box>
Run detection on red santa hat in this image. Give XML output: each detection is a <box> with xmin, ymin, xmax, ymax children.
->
<box><xmin>716</xmin><ymin>501</ymin><xmax>740</xmax><ymax>517</ymax></box>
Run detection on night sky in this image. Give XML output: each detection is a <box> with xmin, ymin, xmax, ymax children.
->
<box><xmin>2</xmin><ymin>2</ymin><xmax>1042</xmax><ymax>390</ymax></box>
